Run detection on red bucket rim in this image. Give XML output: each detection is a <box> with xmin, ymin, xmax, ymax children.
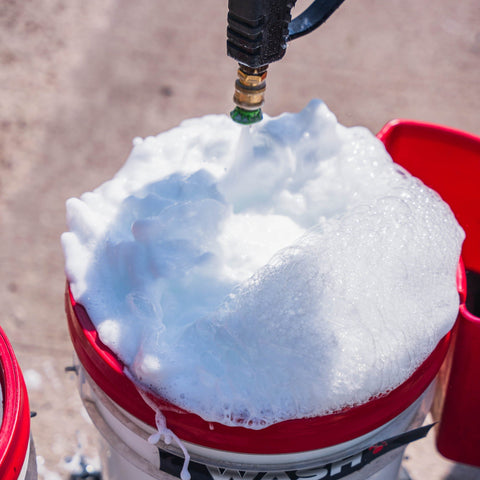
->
<box><xmin>377</xmin><ymin>118</ymin><xmax>480</xmax><ymax>147</ymax></box>
<box><xmin>66</xmin><ymin>259</ymin><xmax>460</xmax><ymax>455</ymax></box>
<box><xmin>0</xmin><ymin>327</ymin><xmax>31</xmax><ymax>480</ymax></box>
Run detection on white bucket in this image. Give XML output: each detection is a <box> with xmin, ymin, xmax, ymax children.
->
<box><xmin>66</xmin><ymin>286</ymin><xmax>451</xmax><ymax>480</ymax></box>
<box><xmin>78</xmin><ymin>364</ymin><xmax>434</xmax><ymax>480</ymax></box>
<box><xmin>0</xmin><ymin>327</ymin><xmax>37</xmax><ymax>480</ymax></box>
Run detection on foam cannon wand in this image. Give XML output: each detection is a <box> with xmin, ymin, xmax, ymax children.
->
<box><xmin>227</xmin><ymin>0</ymin><xmax>346</xmax><ymax>124</ymax></box>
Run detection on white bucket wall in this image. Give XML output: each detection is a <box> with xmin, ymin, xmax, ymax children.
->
<box><xmin>76</xmin><ymin>362</ymin><xmax>435</xmax><ymax>480</ymax></box>
<box><xmin>19</xmin><ymin>441</ymin><xmax>37</xmax><ymax>480</ymax></box>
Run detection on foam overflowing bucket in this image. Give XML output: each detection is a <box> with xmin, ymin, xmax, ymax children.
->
<box><xmin>378</xmin><ymin>120</ymin><xmax>480</xmax><ymax>467</ymax></box>
<box><xmin>63</xmin><ymin>106</ymin><xmax>472</xmax><ymax>480</ymax></box>
<box><xmin>0</xmin><ymin>327</ymin><xmax>37</xmax><ymax>480</ymax></box>
<box><xmin>66</xmin><ymin>270</ymin><xmax>457</xmax><ymax>480</ymax></box>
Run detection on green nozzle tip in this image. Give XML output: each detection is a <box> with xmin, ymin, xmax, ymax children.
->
<box><xmin>230</xmin><ymin>107</ymin><xmax>263</xmax><ymax>125</ymax></box>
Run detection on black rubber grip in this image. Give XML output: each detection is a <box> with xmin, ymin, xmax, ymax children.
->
<box><xmin>227</xmin><ymin>0</ymin><xmax>296</xmax><ymax>67</ymax></box>
<box><xmin>227</xmin><ymin>0</ymin><xmax>345</xmax><ymax>67</ymax></box>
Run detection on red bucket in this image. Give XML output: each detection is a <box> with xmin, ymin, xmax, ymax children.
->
<box><xmin>377</xmin><ymin>120</ymin><xmax>480</xmax><ymax>467</ymax></box>
<box><xmin>0</xmin><ymin>327</ymin><xmax>36</xmax><ymax>479</ymax></box>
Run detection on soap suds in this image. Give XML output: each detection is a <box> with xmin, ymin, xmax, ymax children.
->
<box><xmin>62</xmin><ymin>99</ymin><xmax>464</xmax><ymax>429</ymax></box>
<box><xmin>135</xmin><ymin>379</ymin><xmax>191</xmax><ymax>480</ymax></box>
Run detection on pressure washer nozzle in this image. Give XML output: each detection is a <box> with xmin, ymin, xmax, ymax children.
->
<box><xmin>230</xmin><ymin>107</ymin><xmax>263</xmax><ymax>124</ymax></box>
<box><xmin>231</xmin><ymin>65</ymin><xmax>268</xmax><ymax>125</ymax></box>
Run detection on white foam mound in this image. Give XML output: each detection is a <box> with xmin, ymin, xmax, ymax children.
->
<box><xmin>62</xmin><ymin>100</ymin><xmax>464</xmax><ymax>429</ymax></box>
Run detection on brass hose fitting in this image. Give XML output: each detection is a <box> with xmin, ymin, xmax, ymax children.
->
<box><xmin>230</xmin><ymin>65</ymin><xmax>268</xmax><ymax>125</ymax></box>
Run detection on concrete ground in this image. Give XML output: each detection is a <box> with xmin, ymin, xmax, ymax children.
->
<box><xmin>1</xmin><ymin>0</ymin><xmax>480</xmax><ymax>478</ymax></box>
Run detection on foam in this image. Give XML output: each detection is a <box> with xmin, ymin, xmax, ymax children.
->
<box><xmin>62</xmin><ymin>99</ymin><xmax>464</xmax><ymax>428</ymax></box>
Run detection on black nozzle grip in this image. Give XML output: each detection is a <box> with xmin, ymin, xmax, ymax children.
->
<box><xmin>227</xmin><ymin>0</ymin><xmax>296</xmax><ymax>68</ymax></box>
<box><xmin>227</xmin><ymin>0</ymin><xmax>345</xmax><ymax>68</ymax></box>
